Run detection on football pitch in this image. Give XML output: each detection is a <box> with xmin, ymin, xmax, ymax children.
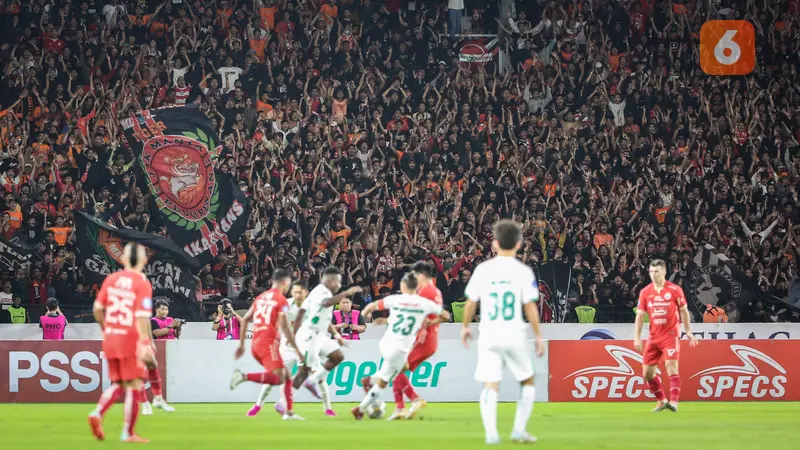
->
<box><xmin>1</xmin><ymin>402</ymin><xmax>799</xmax><ymax>449</ymax></box>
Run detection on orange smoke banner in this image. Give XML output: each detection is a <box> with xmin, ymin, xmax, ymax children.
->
<box><xmin>548</xmin><ymin>340</ymin><xmax>799</xmax><ymax>402</ymax></box>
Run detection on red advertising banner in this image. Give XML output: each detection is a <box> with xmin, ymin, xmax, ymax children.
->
<box><xmin>0</xmin><ymin>340</ymin><xmax>167</xmax><ymax>403</ymax></box>
<box><xmin>549</xmin><ymin>340</ymin><xmax>799</xmax><ymax>402</ymax></box>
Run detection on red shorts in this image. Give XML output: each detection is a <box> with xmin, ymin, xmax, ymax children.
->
<box><xmin>407</xmin><ymin>342</ymin><xmax>437</xmax><ymax>371</ymax></box>
<box><xmin>643</xmin><ymin>337</ymin><xmax>680</xmax><ymax>366</ymax></box>
<box><xmin>107</xmin><ymin>357</ymin><xmax>145</xmax><ymax>383</ymax></box>
<box><xmin>252</xmin><ymin>340</ymin><xmax>283</xmax><ymax>371</ymax></box>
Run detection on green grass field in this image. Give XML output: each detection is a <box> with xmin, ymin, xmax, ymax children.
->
<box><xmin>1</xmin><ymin>402</ymin><xmax>799</xmax><ymax>449</ymax></box>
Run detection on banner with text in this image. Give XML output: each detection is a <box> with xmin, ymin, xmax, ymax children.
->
<box><xmin>120</xmin><ymin>105</ymin><xmax>250</xmax><ymax>264</ymax></box>
<box><xmin>74</xmin><ymin>211</ymin><xmax>202</xmax><ymax>320</ymax></box>
<box><xmin>0</xmin><ymin>340</ymin><xmax>167</xmax><ymax>403</ymax></box>
<box><xmin>0</xmin><ymin>236</ymin><xmax>33</xmax><ymax>274</ymax></box>
<box><xmin>164</xmin><ymin>340</ymin><xmax>549</xmax><ymax>403</ymax></box>
<box><xmin>548</xmin><ymin>340</ymin><xmax>800</xmax><ymax>402</ymax></box>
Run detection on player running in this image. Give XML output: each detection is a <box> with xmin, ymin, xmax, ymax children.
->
<box><xmin>230</xmin><ymin>269</ymin><xmax>304</xmax><ymax>420</ymax></box>
<box><xmin>292</xmin><ymin>266</ymin><xmax>362</xmax><ymax>417</ymax></box>
<box><xmin>461</xmin><ymin>220</ymin><xmax>545</xmax><ymax>445</ymax></box>
<box><xmin>634</xmin><ymin>259</ymin><xmax>699</xmax><ymax>412</ymax></box>
<box><xmin>353</xmin><ymin>273</ymin><xmax>450</xmax><ymax>420</ymax></box>
<box><xmin>248</xmin><ymin>281</ymin><xmax>322</xmax><ymax>416</ymax></box>
<box><xmin>88</xmin><ymin>243</ymin><xmax>154</xmax><ymax>443</ymax></box>
<box><xmin>367</xmin><ymin>261</ymin><xmax>443</xmax><ymax>420</ymax></box>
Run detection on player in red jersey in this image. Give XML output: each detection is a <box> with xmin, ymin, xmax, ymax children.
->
<box><xmin>365</xmin><ymin>261</ymin><xmax>443</xmax><ymax>420</ymax></box>
<box><xmin>634</xmin><ymin>259</ymin><xmax>699</xmax><ymax>412</ymax></box>
<box><xmin>230</xmin><ymin>269</ymin><xmax>304</xmax><ymax>420</ymax></box>
<box><xmin>88</xmin><ymin>243</ymin><xmax>154</xmax><ymax>443</ymax></box>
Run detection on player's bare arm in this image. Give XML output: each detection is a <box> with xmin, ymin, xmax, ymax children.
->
<box><xmin>320</xmin><ymin>285</ymin><xmax>363</xmax><ymax>307</ymax></box>
<box><xmin>460</xmin><ymin>298</ymin><xmax>478</xmax><ymax>348</ymax></box>
<box><xmin>327</xmin><ymin>323</ymin><xmax>347</xmax><ymax>347</ymax></box>
<box><xmin>522</xmin><ymin>302</ymin><xmax>545</xmax><ymax>357</ymax></box>
<box><xmin>235</xmin><ymin>306</ymin><xmax>255</xmax><ymax>360</ymax></box>
<box><xmin>292</xmin><ymin>308</ymin><xmax>306</xmax><ymax>336</ymax></box>
<box><xmin>93</xmin><ymin>303</ymin><xmax>106</xmax><ymax>330</ymax></box>
<box><xmin>633</xmin><ymin>308</ymin><xmax>645</xmax><ymax>352</ymax></box>
<box><xmin>679</xmin><ymin>305</ymin><xmax>699</xmax><ymax>347</ymax></box>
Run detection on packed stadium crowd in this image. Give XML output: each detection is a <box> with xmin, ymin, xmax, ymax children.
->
<box><xmin>0</xmin><ymin>0</ymin><xmax>799</xmax><ymax>324</ymax></box>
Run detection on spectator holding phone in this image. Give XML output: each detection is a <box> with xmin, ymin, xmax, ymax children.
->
<box><xmin>213</xmin><ymin>299</ymin><xmax>242</xmax><ymax>340</ymax></box>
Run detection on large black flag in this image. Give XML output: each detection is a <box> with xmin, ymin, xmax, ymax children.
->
<box><xmin>119</xmin><ymin>105</ymin><xmax>251</xmax><ymax>264</ymax></box>
<box><xmin>536</xmin><ymin>260</ymin><xmax>572</xmax><ymax>323</ymax></box>
<box><xmin>74</xmin><ymin>211</ymin><xmax>202</xmax><ymax>320</ymax></box>
<box><xmin>0</xmin><ymin>236</ymin><xmax>33</xmax><ymax>272</ymax></box>
<box><xmin>672</xmin><ymin>244</ymin><xmax>800</xmax><ymax>320</ymax></box>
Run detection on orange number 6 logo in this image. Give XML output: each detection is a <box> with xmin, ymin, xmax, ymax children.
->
<box><xmin>700</xmin><ymin>20</ymin><xmax>755</xmax><ymax>75</ymax></box>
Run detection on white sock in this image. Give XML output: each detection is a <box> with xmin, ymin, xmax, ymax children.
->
<box><xmin>479</xmin><ymin>388</ymin><xmax>499</xmax><ymax>440</ymax></box>
<box><xmin>307</xmin><ymin>368</ymin><xmax>329</xmax><ymax>385</ymax></box>
<box><xmin>512</xmin><ymin>385</ymin><xmax>536</xmax><ymax>435</ymax></box>
<box><xmin>153</xmin><ymin>395</ymin><xmax>163</xmax><ymax>403</ymax></box>
<box><xmin>359</xmin><ymin>384</ymin><xmax>384</xmax><ymax>412</ymax></box>
<box><xmin>256</xmin><ymin>385</ymin><xmax>272</xmax><ymax>407</ymax></box>
<box><xmin>319</xmin><ymin>379</ymin><xmax>332</xmax><ymax>411</ymax></box>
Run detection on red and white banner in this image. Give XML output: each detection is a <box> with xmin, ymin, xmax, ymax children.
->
<box><xmin>549</xmin><ymin>340</ymin><xmax>798</xmax><ymax>402</ymax></box>
<box><xmin>0</xmin><ymin>340</ymin><xmax>167</xmax><ymax>403</ymax></box>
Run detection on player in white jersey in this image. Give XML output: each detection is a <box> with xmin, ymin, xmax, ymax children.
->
<box><xmin>352</xmin><ymin>273</ymin><xmax>450</xmax><ymax>420</ymax></box>
<box><xmin>292</xmin><ymin>266</ymin><xmax>362</xmax><ymax>416</ymax></box>
<box><xmin>247</xmin><ymin>281</ymin><xmax>322</xmax><ymax>416</ymax></box>
<box><xmin>461</xmin><ymin>220</ymin><xmax>545</xmax><ymax>445</ymax></box>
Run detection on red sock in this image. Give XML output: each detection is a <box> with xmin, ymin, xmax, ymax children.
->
<box><xmin>139</xmin><ymin>386</ymin><xmax>148</xmax><ymax>403</ymax></box>
<box><xmin>393</xmin><ymin>374</ymin><xmax>407</xmax><ymax>409</ymax></box>
<box><xmin>123</xmin><ymin>388</ymin><xmax>140</xmax><ymax>437</ymax></box>
<box><xmin>669</xmin><ymin>375</ymin><xmax>681</xmax><ymax>404</ymax></box>
<box><xmin>283</xmin><ymin>379</ymin><xmax>294</xmax><ymax>411</ymax></box>
<box><xmin>95</xmin><ymin>384</ymin><xmax>123</xmax><ymax>416</ymax></box>
<box><xmin>647</xmin><ymin>376</ymin><xmax>666</xmax><ymax>402</ymax></box>
<box><xmin>147</xmin><ymin>368</ymin><xmax>162</xmax><ymax>397</ymax></box>
<box><xmin>246</xmin><ymin>372</ymin><xmax>282</xmax><ymax>385</ymax></box>
<box><xmin>403</xmin><ymin>382</ymin><xmax>419</xmax><ymax>402</ymax></box>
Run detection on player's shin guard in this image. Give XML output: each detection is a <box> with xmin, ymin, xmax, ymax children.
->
<box><xmin>647</xmin><ymin>376</ymin><xmax>666</xmax><ymax>402</ymax></box>
<box><xmin>256</xmin><ymin>385</ymin><xmax>272</xmax><ymax>407</ymax></box>
<box><xmin>669</xmin><ymin>375</ymin><xmax>681</xmax><ymax>404</ymax></box>
<box><xmin>283</xmin><ymin>379</ymin><xmax>294</xmax><ymax>411</ymax></box>
<box><xmin>392</xmin><ymin>377</ymin><xmax>406</xmax><ymax>410</ymax></box>
<box><xmin>319</xmin><ymin>379</ymin><xmax>332</xmax><ymax>411</ymax></box>
<box><xmin>94</xmin><ymin>384</ymin><xmax>123</xmax><ymax>417</ymax></box>
<box><xmin>122</xmin><ymin>388</ymin><xmax>141</xmax><ymax>439</ymax></box>
<box><xmin>246</xmin><ymin>372</ymin><xmax>282</xmax><ymax>385</ymax></box>
<box><xmin>512</xmin><ymin>385</ymin><xmax>536</xmax><ymax>435</ymax></box>
<box><xmin>147</xmin><ymin>368</ymin><xmax>163</xmax><ymax>397</ymax></box>
<box><xmin>395</xmin><ymin>372</ymin><xmax>418</xmax><ymax>402</ymax></box>
<box><xmin>479</xmin><ymin>388</ymin><xmax>499</xmax><ymax>440</ymax></box>
<box><xmin>359</xmin><ymin>384</ymin><xmax>383</xmax><ymax>412</ymax></box>
<box><xmin>307</xmin><ymin>368</ymin><xmax>329</xmax><ymax>385</ymax></box>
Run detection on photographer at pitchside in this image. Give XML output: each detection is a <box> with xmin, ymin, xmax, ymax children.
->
<box><xmin>151</xmin><ymin>300</ymin><xmax>184</xmax><ymax>340</ymax></box>
<box><xmin>213</xmin><ymin>299</ymin><xmax>242</xmax><ymax>340</ymax></box>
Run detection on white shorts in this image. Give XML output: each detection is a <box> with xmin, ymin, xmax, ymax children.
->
<box><xmin>376</xmin><ymin>341</ymin><xmax>409</xmax><ymax>383</ymax></box>
<box><xmin>474</xmin><ymin>339</ymin><xmax>534</xmax><ymax>383</ymax></box>
<box><xmin>296</xmin><ymin>332</ymin><xmax>341</xmax><ymax>368</ymax></box>
<box><xmin>279</xmin><ymin>341</ymin><xmax>299</xmax><ymax>369</ymax></box>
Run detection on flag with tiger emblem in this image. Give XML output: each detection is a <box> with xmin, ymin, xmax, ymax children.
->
<box><xmin>119</xmin><ymin>105</ymin><xmax>251</xmax><ymax>264</ymax></box>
